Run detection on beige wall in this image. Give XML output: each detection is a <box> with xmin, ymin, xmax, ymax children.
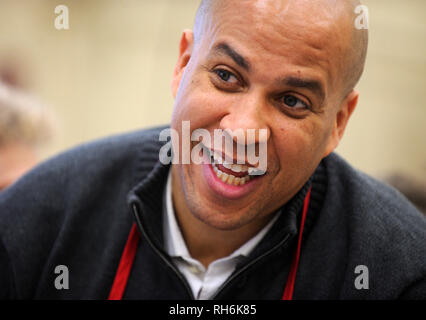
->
<box><xmin>0</xmin><ymin>0</ymin><xmax>425</xmax><ymax>180</ymax></box>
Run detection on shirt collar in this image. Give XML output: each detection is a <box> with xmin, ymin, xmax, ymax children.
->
<box><xmin>163</xmin><ymin>168</ymin><xmax>191</xmax><ymax>258</ymax></box>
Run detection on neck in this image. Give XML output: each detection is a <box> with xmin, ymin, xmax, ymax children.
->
<box><xmin>171</xmin><ymin>167</ymin><xmax>274</xmax><ymax>268</ymax></box>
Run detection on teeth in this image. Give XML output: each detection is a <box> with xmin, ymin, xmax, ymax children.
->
<box><xmin>208</xmin><ymin>148</ymin><xmax>265</xmax><ymax>184</ymax></box>
<box><xmin>227</xmin><ymin>175</ymin><xmax>235</xmax><ymax>184</ymax></box>
<box><xmin>223</xmin><ymin>162</ymin><xmax>232</xmax><ymax>170</ymax></box>
<box><xmin>221</xmin><ymin>162</ymin><xmax>251</xmax><ymax>175</ymax></box>
<box><xmin>220</xmin><ymin>172</ymin><xmax>229</xmax><ymax>183</ymax></box>
<box><xmin>212</xmin><ymin>162</ymin><xmax>252</xmax><ymax>186</ymax></box>
<box><xmin>230</xmin><ymin>164</ymin><xmax>242</xmax><ymax>172</ymax></box>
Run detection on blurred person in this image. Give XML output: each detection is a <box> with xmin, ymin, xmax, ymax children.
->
<box><xmin>384</xmin><ymin>173</ymin><xmax>426</xmax><ymax>215</ymax></box>
<box><xmin>0</xmin><ymin>55</ymin><xmax>30</xmax><ymax>90</ymax></box>
<box><xmin>0</xmin><ymin>82</ymin><xmax>53</xmax><ymax>191</ymax></box>
<box><xmin>0</xmin><ymin>0</ymin><xmax>425</xmax><ymax>301</ymax></box>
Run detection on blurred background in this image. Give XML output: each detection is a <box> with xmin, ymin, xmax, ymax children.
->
<box><xmin>0</xmin><ymin>0</ymin><xmax>425</xmax><ymax>210</ymax></box>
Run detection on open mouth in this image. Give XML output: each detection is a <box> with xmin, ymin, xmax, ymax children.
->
<box><xmin>204</xmin><ymin>146</ymin><xmax>266</xmax><ymax>187</ymax></box>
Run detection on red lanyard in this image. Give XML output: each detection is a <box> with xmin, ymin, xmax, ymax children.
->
<box><xmin>108</xmin><ymin>188</ymin><xmax>312</xmax><ymax>300</ymax></box>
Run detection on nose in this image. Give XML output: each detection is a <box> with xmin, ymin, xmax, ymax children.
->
<box><xmin>219</xmin><ymin>93</ymin><xmax>271</xmax><ymax>145</ymax></box>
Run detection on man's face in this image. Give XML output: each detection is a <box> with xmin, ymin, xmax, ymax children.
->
<box><xmin>170</xmin><ymin>0</ymin><xmax>357</xmax><ymax>230</ymax></box>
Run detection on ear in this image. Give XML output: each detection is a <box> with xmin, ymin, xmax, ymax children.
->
<box><xmin>322</xmin><ymin>90</ymin><xmax>359</xmax><ymax>158</ymax></box>
<box><xmin>171</xmin><ymin>29</ymin><xmax>194</xmax><ymax>98</ymax></box>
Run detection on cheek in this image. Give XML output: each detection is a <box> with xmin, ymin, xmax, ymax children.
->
<box><xmin>172</xmin><ymin>76</ymin><xmax>229</xmax><ymax>131</ymax></box>
<box><xmin>273</xmin><ymin>118</ymin><xmax>331</xmax><ymax>172</ymax></box>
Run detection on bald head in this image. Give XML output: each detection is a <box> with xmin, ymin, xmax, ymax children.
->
<box><xmin>193</xmin><ymin>0</ymin><xmax>368</xmax><ymax>99</ymax></box>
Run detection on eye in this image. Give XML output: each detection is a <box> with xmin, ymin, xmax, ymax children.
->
<box><xmin>213</xmin><ymin>68</ymin><xmax>239</xmax><ymax>84</ymax></box>
<box><xmin>281</xmin><ymin>94</ymin><xmax>309</xmax><ymax>109</ymax></box>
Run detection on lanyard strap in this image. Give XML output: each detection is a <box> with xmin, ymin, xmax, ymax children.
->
<box><xmin>108</xmin><ymin>187</ymin><xmax>311</xmax><ymax>300</ymax></box>
<box><xmin>108</xmin><ymin>223</ymin><xmax>139</xmax><ymax>300</ymax></box>
<box><xmin>282</xmin><ymin>187</ymin><xmax>311</xmax><ymax>300</ymax></box>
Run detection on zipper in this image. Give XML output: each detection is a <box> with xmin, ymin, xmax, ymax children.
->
<box><xmin>132</xmin><ymin>203</ymin><xmax>195</xmax><ymax>300</ymax></box>
<box><xmin>133</xmin><ymin>202</ymin><xmax>293</xmax><ymax>300</ymax></box>
<box><xmin>211</xmin><ymin>233</ymin><xmax>292</xmax><ymax>299</ymax></box>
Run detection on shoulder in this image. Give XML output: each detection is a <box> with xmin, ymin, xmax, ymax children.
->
<box><xmin>1</xmin><ymin>125</ymin><xmax>167</xmax><ymax>201</ymax></box>
<box><xmin>43</xmin><ymin>125</ymin><xmax>167</xmax><ymax>177</ymax></box>
<box><xmin>0</xmin><ymin>125</ymin><xmax>168</xmax><ymax>224</ymax></box>
<box><xmin>322</xmin><ymin>153</ymin><xmax>426</xmax><ymax>297</ymax></box>
<box><xmin>324</xmin><ymin>153</ymin><xmax>425</xmax><ymax>233</ymax></box>
<box><xmin>0</xmin><ymin>126</ymin><xmax>168</xmax><ymax>297</ymax></box>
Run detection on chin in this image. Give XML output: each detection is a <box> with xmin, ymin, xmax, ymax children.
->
<box><xmin>186</xmin><ymin>189</ymin><xmax>264</xmax><ymax>231</ymax></box>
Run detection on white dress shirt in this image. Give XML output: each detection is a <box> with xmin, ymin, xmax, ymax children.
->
<box><xmin>162</xmin><ymin>170</ymin><xmax>280</xmax><ymax>300</ymax></box>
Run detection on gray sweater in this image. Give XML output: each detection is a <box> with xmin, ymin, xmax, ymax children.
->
<box><xmin>0</xmin><ymin>126</ymin><xmax>425</xmax><ymax>299</ymax></box>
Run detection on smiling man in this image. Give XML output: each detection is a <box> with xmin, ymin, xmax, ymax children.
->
<box><xmin>169</xmin><ymin>0</ymin><xmax>364</xmax><ymax>270</ymax></box>
<box><xmin>0</xmin><ymin>0</ymin><xmax>425</xmax><ymax>300</ymax></box>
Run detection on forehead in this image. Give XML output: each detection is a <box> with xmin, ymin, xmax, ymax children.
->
<box><xmin>198</xmin><ymin>0</ymin><xmax>351</xmax><ymax>93</ymax></box>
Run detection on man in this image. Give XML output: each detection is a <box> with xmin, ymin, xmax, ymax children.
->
<box><xmin>0</xmin><ymin>0</ymin><xmax>425</xmax><ymax>300</ymax></box>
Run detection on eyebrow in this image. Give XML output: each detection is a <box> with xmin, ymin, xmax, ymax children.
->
<box><xmin>212</xmin><ymin>42</ymin><xmax>251</xmax><ymax>71</ymax></box>
<box><xmin>210</xmin><ymin>42</ymin><xmax>325</xmax><ymax>104</ymax></box>
<box><xmin>280</xmin><ymin>76</ymin><xmax>326</xmax><ymax>105</ymax></box>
